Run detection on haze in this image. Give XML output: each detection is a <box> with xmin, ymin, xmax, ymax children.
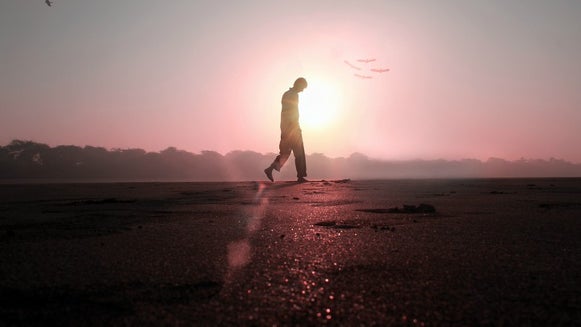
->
<box><xmin>1</xmin><ymin>1</ymin><xmax>580</xmax><ymax>162</ymax></box>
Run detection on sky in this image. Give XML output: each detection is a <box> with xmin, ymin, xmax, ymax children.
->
<box><xmin>1</xmin><ymin>0</ymin><xmax>580</xmax><ymax>162</ymax></box>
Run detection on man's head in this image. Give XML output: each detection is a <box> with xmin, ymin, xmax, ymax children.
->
<box><xmin>293</xmin><ymin>77</ymin><xmax>308</xmax><ymax>92</ymax></box>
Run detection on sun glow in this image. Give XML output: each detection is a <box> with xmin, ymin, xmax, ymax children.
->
<box><xmin>299</xmin><ymin>78</ymin><xmax>344</xmax><ymax>130</ymax></box>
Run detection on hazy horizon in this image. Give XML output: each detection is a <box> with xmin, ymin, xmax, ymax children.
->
<box><xmin>3</xmin><ymin>140</ymin><xmax>580</xmax><ymax>181</ymax></box>
<box><xmin>3</xmin><ymin>138</ymin><xmax>581</xmax><ymax>164</ymax></box>
<box><xmin>2</xmin><ymin>1</ymin><xmax>581</xmax><ymax>162</ymax></box>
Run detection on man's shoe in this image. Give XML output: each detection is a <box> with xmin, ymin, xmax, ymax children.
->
<box><xmin>264</xmin><ymin>168</ymin><xmax>274</xmax><ymax>182</ymax></box>
<box><xmin>297</xmin><ymin>177</ymin><xmax>309</xmax><ymax>183</ymax></box>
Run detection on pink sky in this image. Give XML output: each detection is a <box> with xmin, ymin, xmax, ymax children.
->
<box><xmin>1</xmin><ymin>1</ymin><xmax>581</xmax><ymax>162</ymax></box>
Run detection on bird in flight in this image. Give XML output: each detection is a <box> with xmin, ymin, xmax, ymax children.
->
<box><xmin>370</xmin><ymin>68</ymin><xmax>390</xmax><ymax>73</ymax></box>
<box><xmin>45</xmin><ymin>0</ymin><xmax>53</xmax><ymax>7</ymax></box>
<box><xmin>344</xmin><ymin>60</ymin><xmax>362</xmax><ymax>71</ymax></box>
<box><xmin>354</xmin><ymin>73</ymin><xmax>373</xmax><ymax>79</ymax></box>
<box><xmin>357</xmin><ymin>58</ymin><xmax>376</xmax><ymax>63</ymax></box>
<box><xmin>344</xmin><ymin>57</ymin><xmax>390</xmax><ymax>80</ymax></box>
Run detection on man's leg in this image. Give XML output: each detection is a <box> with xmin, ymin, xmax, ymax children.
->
<box><xmin>273</xmin><ymin>137</ymin><xmax>292</xmax><ymax>172</ymax></box>
<box><xmin>264</xmin><ymin>136</ymin><xmax>292</xmax><ymax>181</ymax></box>
<box><xmin>293</xmin><ymin>132</ymin><xmax>307</xmax><ymax>179</ymax></box>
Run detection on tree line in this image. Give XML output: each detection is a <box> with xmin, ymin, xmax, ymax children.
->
<box><xmin>1</xmin><ymin>140</ymin><xmax>580</xmax><ymax>181</ymax></box>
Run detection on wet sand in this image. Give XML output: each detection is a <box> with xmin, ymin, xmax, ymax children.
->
<box><xmin>1</xmin><ymin>179</ymin><xmax>580</xmax><ymax>325</ymax></box>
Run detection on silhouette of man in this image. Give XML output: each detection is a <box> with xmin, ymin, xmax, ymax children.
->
<box><xmin>264</xmin><ymin>77</ymin><xmax>308</xmax><ymax>183</ymax></box>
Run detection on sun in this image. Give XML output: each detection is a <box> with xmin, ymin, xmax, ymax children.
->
<box><xmin>299</xmin><ymin>78</ymin><xmax>343</xmax><ymax>130</ymax></box>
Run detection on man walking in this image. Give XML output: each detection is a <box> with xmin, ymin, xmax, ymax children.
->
<box><xmin>264</xmin><ymin>77</ymin><xmax>308</xmax><ymax>183</ymax></box>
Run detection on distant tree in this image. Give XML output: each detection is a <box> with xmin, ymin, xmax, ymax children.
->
<box><xmin>1</xmin><ymin>140</ymin><xmax>580</xmax><ymax>180</ymax></box>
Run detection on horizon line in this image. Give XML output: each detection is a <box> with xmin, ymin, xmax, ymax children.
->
<box><xmin>2</xmin><ymin>139</ymin><xmax>580</xmax><ymax>165</ymax></box>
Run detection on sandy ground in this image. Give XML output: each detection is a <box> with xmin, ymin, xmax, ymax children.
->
<box><xmin>0</xmin><ymin>179</ymin><xmax>580</xmax><ymax>326</ymax></box>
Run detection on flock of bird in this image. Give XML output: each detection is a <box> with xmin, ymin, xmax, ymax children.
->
<box><xmin>344</xmin><ymin>58</ymin><xmax>390</xmax><ymax>79</ymax></box>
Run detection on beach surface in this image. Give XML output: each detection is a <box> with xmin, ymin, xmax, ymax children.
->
<box><xmin>1</xmin><ymin>179</ymin><xmax>580</xmax><ymax>325</ymax></box>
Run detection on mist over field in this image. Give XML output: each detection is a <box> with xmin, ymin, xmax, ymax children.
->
<box><xmin>2</xmin><ymin>140</ymin><xmax>580</xmax><ymax>182</ymax></box>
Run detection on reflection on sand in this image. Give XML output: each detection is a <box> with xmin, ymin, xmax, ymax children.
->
<box><xmin>227</xmin><ymin>240</ymin><xmax>251</xmax><ymax>268</ymax></box>
<box><xmin>226</xmin><ymin>182</ymin><xmax>269</xmax><ymax>271</ymax></box>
